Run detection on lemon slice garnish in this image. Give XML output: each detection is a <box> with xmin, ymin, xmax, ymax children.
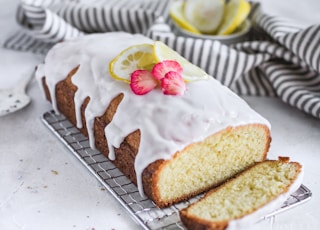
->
<box><xmin>184</xmin><ymin>0</ymin><xmax>225</xmax><ymax>34</ymax></box>
<box><xmin>153</xmin><ymin>41</ymin><xmax>209</xmax><ymax>82</ymax></box>
<box><xmin>109</xmin><ymin>44</ymin><xmax>156</xmax><ymax>82</ymax></box>
<box><xmin>216</xmin><ymin>0</ymin><xmax>251</xmax><ymax>35</ymax></box>
<box><xmin>110</xmin><ymin>42</ymin><xmax>209</xmax><ymax>83</ymax></box>
<box><xmin>169</xmin><ymin>0</ymin><xmax>201</xmax><ymax>34</ymax></box>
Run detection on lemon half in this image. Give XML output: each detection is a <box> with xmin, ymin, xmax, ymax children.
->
<box><xmin>169</xmin><ymin>0</ymin><xmax>201</xmax><ymax>34</ymax></box>
<box><xmin>184</xmin><ymin>0</ymin><xmax>225</xmax><ymax>34</ymax></box>
<box><xmin>153</xmin><ymin>41</ymin><xmax>209</xmax><ymax>82</ymax></box>
<box><xmin>217</xmin><ymin>0</ymin><xmax>251</xmax><ymax>35</ymax></box>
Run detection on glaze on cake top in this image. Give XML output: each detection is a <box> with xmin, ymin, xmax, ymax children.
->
<box><xmin>36</xmin><ymin>32</ymin><xmax>271</xmax><ymax>195</ymax></box>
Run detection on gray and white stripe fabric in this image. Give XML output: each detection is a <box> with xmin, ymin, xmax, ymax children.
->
<box><xmin>3</xmin><ymin>0</ymin><xmax>320</xmax><ymax>119</ymax></box>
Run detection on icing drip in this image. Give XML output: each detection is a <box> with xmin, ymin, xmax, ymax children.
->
<box><xmin>36</xmin><ymin>32</ymin><xmax>271</xmax><ymax>196</ymax></box>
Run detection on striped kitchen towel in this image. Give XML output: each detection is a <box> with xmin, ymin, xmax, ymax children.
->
<box><xmin>2</xmin><ymin>0</ymin><xmax>320</xmax><ymax>119</ymax></box>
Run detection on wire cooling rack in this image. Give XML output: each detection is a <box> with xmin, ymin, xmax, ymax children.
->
<box><xmin>42</xmin><ymin>110</ymin><xmax>312</xmax><ymax>230</ymax></box>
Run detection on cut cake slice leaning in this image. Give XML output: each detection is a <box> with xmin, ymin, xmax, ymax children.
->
<box><xmin>180</xmin><ymin>157</ymin><xmax>303</xmax><ymax>230</ymax></box>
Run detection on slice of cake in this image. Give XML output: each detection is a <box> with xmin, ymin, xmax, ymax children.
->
<box><xmin>35</xmin><ymin>32</ymin><xmax>271</xmax><ymax>207</ymax></box>
<box><xmin>180</xmin><ymin>157</ymin><xmax>303</xmax><ymax>230</ymax></box>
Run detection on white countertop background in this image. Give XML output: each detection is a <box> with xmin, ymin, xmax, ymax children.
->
<box><xmin>0</xmin><ymin>0</ymin><xmax>320</xmax><ymax>229</ymax></box>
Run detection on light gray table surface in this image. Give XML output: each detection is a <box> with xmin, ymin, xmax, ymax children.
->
<box><xmin>1</xmin><ymin>0</ymin><xmax>320</xmax><ymax>229</ymax></box>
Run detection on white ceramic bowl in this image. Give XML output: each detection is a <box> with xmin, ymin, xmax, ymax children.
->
<box><xmin>173</xmin><ymin>19</ymin><xmax>251</xmax><ymax>45</ymax></box>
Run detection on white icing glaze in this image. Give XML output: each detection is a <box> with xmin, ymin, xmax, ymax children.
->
<box><xmin>35</xmin><ymin>32</ymin><xmax>271</xmax><ymax>196</ymax></box>
<box><xmin>226</xmin><ymin>166</ymin><xmax>304</xmax><ymax>230</ymax></box>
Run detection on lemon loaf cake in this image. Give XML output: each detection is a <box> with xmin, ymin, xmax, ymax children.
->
<box><xmin>180</xmin><ymin>157</ymin><xmax>303</xmax><ymax>230</ymax></box>
<box><xmin>36</xmin><ymin>32</ymin><xmax>271</xmax><ymax>208</ymax></box>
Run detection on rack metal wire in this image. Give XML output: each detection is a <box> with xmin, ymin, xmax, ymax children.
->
<box><xmin>42</xmin><ymin>110</ymin><xmax>312</xmax><ymax>230</ymax></box>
